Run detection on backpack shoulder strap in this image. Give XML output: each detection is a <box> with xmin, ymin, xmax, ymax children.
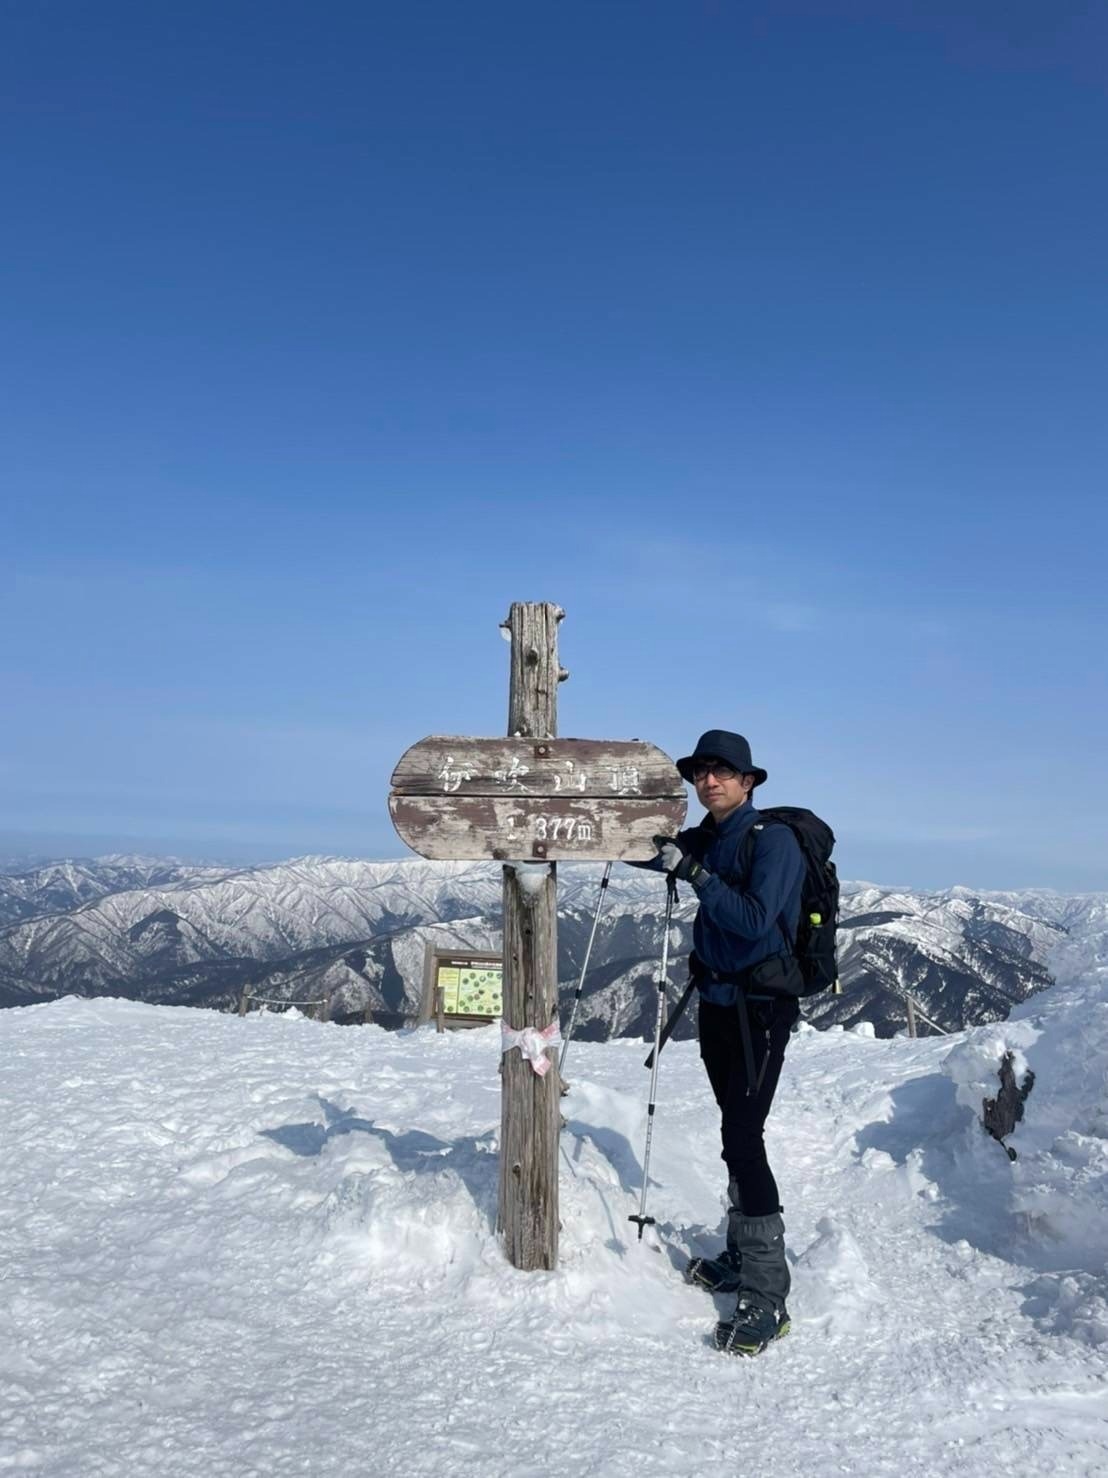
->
<box><xmin>738</xmin><ymin>821</ymin><xmax>774</xmax><ymax>886</ymax></box>
<box><xmin>733</xmin><ymin>820</ymin><xmax>795</xmax><ymax>952</ymax></box>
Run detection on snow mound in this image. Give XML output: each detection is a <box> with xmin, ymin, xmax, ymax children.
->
<box><xmin>942</xmin><ymin>967</ymin><xmax>1108</xmax><ymax>1277</ymax></box>
<box><xmin>924</xmin><ymin>964</ymin><xmax>1108</xmax><ymax>1347</ymax></box>
<box><xmin>792</xmin><ymin>1215</ymin><xmax>880</xmax><ymax>1332</ymax></box>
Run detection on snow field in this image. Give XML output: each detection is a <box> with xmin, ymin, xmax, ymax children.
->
<box><xmin>1</xmin><ymin>988</ymin><xmax>1106</xmax><ymax>1477</ymax></box>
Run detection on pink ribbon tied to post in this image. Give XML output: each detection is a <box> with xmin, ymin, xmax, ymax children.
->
<box><xmin>500</xmin><ymin>1019</ymin><xmax>562</xmax><ymax>1077</ymax></box>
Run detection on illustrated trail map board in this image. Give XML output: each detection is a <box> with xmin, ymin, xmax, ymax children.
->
<box><xmin>423</xmin><ymin>949</ymin><xmax>503</xmax><ymax>1027</ymax></box>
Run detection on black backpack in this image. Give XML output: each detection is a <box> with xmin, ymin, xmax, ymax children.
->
<box><xmin>739</xmin><ymin>807</ymin><xmax>840</xmax><ymax>996</ymax></box>
<box><xmin>643</xmin><ymin>807</ymin><xmax>840</xmax><ymax>1068</ymax></box>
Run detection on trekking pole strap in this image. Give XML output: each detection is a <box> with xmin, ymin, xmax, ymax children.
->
<box><xmin>644</xmin><ymin>979</ymin><xmax>696</xmax><ymax>1070</ymax></box>
<box><xmin>735</xmin><ymin>992</ymin><xmax>759</xmax><ymax>1096</ymax></box>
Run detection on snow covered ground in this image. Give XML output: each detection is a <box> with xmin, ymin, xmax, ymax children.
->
<box><xmin>3</xmin><ymin>965</ymin><xmax>1107</xmax><ymax>1475</ymax></box>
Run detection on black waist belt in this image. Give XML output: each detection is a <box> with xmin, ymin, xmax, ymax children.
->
<box><xmin>693</xmin><ymin>954</ymin><xmax>781</xmax><ymax>987</ymax></box>
<box><xmin>694</xmin><ymin>964</ymin><xmax>745</xmax><ymax>985</ymax></box>
<box><xmin>697</xmin><ymin>951</ymin><xmax>799</xmax><ymax>1000</ymax></box>
<box><xmin>695</xmin><ymin>967</ymin><xmax>771</xmax><ymax>1000</ymax></box>
<box><xmin>644</xmin><ymin>959</ymin><xmax>785</xmax><ymax>1080</ymax></box>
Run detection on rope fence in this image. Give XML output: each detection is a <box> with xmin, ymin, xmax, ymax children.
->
<box><xmin>232</xmin><ymin>971</ymin><xmax>949</xmax><ymax>1037</ymax></box>
<box><xmin>238</xmin><ymin>986</ymin><xmax>332</xmax><ymax>1021</ymax></box>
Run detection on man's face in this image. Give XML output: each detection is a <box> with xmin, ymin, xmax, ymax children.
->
<box><xmin>692</xmin><ymin>759</ymin><xmax>752</xmax><ymax>820</ymax></box>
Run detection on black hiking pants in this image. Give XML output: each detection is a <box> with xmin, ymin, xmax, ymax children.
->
<box><xmin>698</xmin><ymin>995</ymin><xmax>799</xmax><ymax>1218</ymax></box>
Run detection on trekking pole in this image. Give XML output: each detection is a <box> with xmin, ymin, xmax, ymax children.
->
<box><xmin>629</xmin><ymin>871</ymin><xmax>678</xmax><ymax>1242</ymax></box>
<box><xmin>558</xmin><ymin>861</ymin><xmax>612</xmax><ymax>1078</ymax></box>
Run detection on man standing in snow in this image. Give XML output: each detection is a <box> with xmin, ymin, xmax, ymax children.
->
<box><xmin>651</xmin><ymin>729</ymin><xmax>804</xmax><ymax>1356</ymax></box>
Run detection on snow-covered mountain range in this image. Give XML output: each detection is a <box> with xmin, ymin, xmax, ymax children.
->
<box><xmin>1</xmin><ymin>854</ymin><xmax>1101</xmax><ymax>1036</ymax></box>
<box><xmin>0</xmin><ymin>855</ymin><xmax>218</xmax><ymax>927</ymax></box>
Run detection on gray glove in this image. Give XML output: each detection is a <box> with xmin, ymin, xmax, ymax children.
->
<box><xmin>653</xmin><ymin>835</ymin><xmax>710</xmax><ymax>889</ymax></box>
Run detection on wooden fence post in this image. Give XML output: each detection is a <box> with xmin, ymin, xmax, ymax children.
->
<box><xmin>497</xmin><ymin>601</ymin><xmax>564</xmax><ymax>1270</ymax></box>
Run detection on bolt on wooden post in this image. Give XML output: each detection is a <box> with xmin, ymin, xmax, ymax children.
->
<box><xmin>387</xmin><ymin>602</ymin><xmax>686</xmax><ymax>1272</ymax></box>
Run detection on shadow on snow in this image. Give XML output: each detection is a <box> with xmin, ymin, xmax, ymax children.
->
<box><xmin>260</xmin><ymin>1094</ymin><xmax>499</xmax><ymax>1226</ymax></box>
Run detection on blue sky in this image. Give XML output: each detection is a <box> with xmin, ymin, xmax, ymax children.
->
<box><xmin>2</xmin><ymin>1</ymin><xmax>1106</xmax><ymax>890</ymax></box>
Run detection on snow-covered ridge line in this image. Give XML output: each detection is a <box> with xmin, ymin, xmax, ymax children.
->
<box><xmin>3</xmin><ymin>854</ymin><xmax>1105</xmax><ymax>1037</ymax></box>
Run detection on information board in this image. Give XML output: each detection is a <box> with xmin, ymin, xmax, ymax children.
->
<box><xmin>425</xmin><ymin>949</ymin><xmax>503</xmax><ymax>1026</ymax></box>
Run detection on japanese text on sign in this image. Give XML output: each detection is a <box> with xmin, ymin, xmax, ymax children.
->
<box><xmin>434</xmin><ymin>753</ymin><xmax>643</xmax><ymax>797</ymax></box>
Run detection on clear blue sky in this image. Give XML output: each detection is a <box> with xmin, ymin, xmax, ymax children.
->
<box><xmin>3</xmin><ymin>1</ymin><xmax>1106</xmax><ymax>890</ymax></box>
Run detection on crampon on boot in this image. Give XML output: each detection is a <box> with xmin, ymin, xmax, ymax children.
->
<box><xmin>714</xmin><ymin>1294</ymin><xmax>791</xmax><ymax>1357</ymax></box>
<box><xmin>684</xmin><ymin>1247</ymin><xmax>743</xmax><ymax>1294</ymax></box>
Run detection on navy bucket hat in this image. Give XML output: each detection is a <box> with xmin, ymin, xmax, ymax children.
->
<box><xmin>675</xmin><ymin>730</ymin><xmax>768</xmax><ymax>788</ymax></box>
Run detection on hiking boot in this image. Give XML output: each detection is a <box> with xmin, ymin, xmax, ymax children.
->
<box><xmin>714</xmin><ymin>1294</ymin><xmax>791</xmax><ymax>1357</ymax></box>
<box><xmin>685</xmin><ymin>1247</ymin><xmax>743</xmax><ymax>1294</ymax></box>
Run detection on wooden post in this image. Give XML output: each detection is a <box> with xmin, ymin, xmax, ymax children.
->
<box><xmin>497</xmin><ymin>601</ymin><xmax>564</xmax><ymax>1270</ymax></box>
<box><xmin>906</xmin><ymin>994</ymin><xmax>918</xmax><ymax>1038</ymax></box>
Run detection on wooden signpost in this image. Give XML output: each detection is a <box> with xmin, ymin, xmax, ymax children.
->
<box><xmin>388</xmin><ymin>602</ymin><xmax>686</xmax><ymax>1271</ymax></box>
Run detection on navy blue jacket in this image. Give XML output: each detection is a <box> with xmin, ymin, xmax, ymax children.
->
<box><xmin>645</xmin><ymin>803</ymin><xmax>805</xmax><ymax>1006</ymax></box>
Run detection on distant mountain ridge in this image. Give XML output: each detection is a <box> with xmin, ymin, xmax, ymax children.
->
<box><xmin>0</xmin><ymin>855</ymin><xmax>223</xmax><ymax>928</ymax></box>
<box><xmin>1</xmin><ymin>853</ymin><xmax>1102</xmax><ymax>1037</ymax></box>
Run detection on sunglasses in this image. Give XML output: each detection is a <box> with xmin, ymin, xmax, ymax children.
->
<box><xmin>692</xmin><ymin>761</ymin><xmax>739</xmax><ymax>782</ymax></box>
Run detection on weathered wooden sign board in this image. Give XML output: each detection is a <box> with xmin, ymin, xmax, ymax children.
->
<box><xmin>389</xmin><ymin>737</ymin><xmax>686</xmax><ymax>861</ymax></box>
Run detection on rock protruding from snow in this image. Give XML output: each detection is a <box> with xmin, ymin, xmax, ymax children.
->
<box><xmin>982</xmin><ymin>1051</ymin><xmax>1036</xmax><ymax>1158</ymax></box>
